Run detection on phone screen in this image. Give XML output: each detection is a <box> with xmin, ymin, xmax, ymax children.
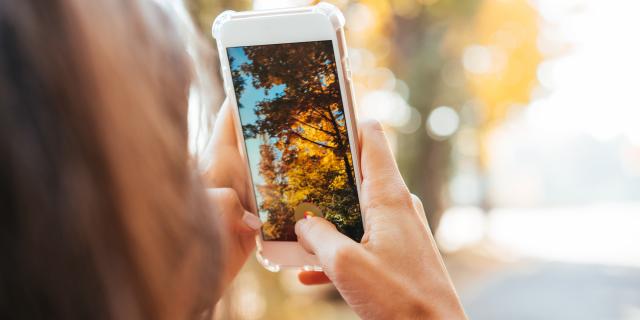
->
<box><xmin>227</xmin><ymin>40</ymin><xmax>363</xmax><ymax>242</ymax></box>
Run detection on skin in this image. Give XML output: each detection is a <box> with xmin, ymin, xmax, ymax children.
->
<box><xmin>206</xmin><ymin>99</ymin><xmax>467</xmax><ymax>319</ymax></box>
<box><xmin>295</xmin><ymin>120</ymin><xmax>468</xmax><ymax>320</ymax></box>
<box><xmin>204</xmin><ymin>99</ymin><xmax>260</xmax><ymax>300</ymax></box>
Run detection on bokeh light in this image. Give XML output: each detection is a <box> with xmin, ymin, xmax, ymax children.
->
<box><xmin>427</xmin><ymin>106</ymin><xmax>460</xmax><ymax>139</ymax></box>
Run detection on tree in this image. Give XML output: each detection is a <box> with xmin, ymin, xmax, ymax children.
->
<box><xmin>236</xmin><ymin>41</ymin><xmax>363</xmax><ymax>241</ymax></box>
<box><xmin>242</xmin><ymin>41</ymin><xmax>356</xmax><ymax>193</ymax></box>
<box><xmin>257</xmin><ymin>136</ymin><xmax>296</xmax><ymax>240</ymax></box>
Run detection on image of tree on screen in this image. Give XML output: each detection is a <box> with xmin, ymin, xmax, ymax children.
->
<box><xmin>228</xmin><ymin>40</ymin><xmax>363</xmax><ymax>242</ymax></box>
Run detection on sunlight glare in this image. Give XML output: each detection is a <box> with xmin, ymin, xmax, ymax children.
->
<box><xmin>525</xmin><ymin>0</ymin><xmax>640</xmax><ymax>143</ymax></box>
<box><xmin>360</xmin><ymin>90</ymin><xmax>411</xmax><ymax>128</ymax></box>
<box><xmin>427</xmin><ymin>106</ymin><xmax>460</xmax><ymax>139</ymax></box>
<box><xmin>436</xmin><ymin>206</ymin><xmax>486</xmax><ymax>252</ymax></box>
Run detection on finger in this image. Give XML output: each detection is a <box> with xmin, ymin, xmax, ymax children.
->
<box><xmin>358</xmin><ymin>120</ymin><xmax>411</xmax><ymax>210</ymax></box>
<box><xmin>298</xmin><ymin>271</ymin><xmax>331</xmax><ymax>285</ymax></box>
<box><xmin>411</xmin><ymin>193</ymin><xmax>429</xmax><ymax>229</ymax></box>
<box><xmin>211</xmin><ymin>97</ymin><xmax>237</xmax><ymax>147</ymax></box>
<box><xmin>295</xmin><ymin>217</ymin><xmax>356</xmax><ymax>265</ymax></box>
<box><xmin>204</xmin><ymin>97</ymin><xmax>249</xmax><ymax>198</ymax></box>
<box><xmin>207</xmin><ymin>188</ymin><xmax>261</xmax><ymax>233</ymax></box>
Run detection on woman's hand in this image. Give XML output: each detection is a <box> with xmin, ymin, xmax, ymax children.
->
<box><xmin>295</xmin><ymin>120</ymin><xmax>467</xmax><ymax>320</ymax></box>
<box><xmin>204</xmin><ymin>99</ymin><xmax>261</xmax><ymax>297</ymax></box>
<box><xmin>204</xmin><ymin>99</ymin><xmax>255</xmax><ymax>211</ymax></box>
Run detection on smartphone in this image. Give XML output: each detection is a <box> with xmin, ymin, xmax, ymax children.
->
<box><xmin>213</xmin><ymin>3</ymin><xmax>363</xmax><ymax>271</ymax></box>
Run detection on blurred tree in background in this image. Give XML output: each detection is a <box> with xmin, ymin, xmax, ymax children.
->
<box><xmin>384</xmin><ymin>0</ymin><xmax>482</xmax><ymax>230</ymax></box>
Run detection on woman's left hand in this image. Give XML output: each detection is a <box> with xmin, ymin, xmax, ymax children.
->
<box><xmin>204</xmin><ymin>98</ymin><xmax>261</xmax><ymax>297</ymax></box>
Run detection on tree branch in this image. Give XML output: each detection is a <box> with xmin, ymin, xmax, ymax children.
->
<box><xmin>309</xmin><ymin>106</ymin><xmax>334</xmax><ymax>122</ymax></box>
<box><xmin>290</xmin><ymin>130</ymin><xmax>337</xmax><ymax>149</ymax></box>
<box><xmin>291</xmin><ymin>116</ymin><xmax>336</xmax><ymax>135</ymax></box>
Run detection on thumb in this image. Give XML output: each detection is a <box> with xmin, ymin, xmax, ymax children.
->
<box><xmin>295</xmin><ymin>217</ymin><xmax>356</xmax><ymax>267</ymax></box>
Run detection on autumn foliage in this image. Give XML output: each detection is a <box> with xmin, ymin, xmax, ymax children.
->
<box><xmin>229</xmin><ymin>41</ymin><xmax>363</xmax><ymax>241</ymax></box>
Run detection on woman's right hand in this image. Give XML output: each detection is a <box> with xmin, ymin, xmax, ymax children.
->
<box><xmin>295</xmin><ymin>120</ymin><xmax>467</xmax><ymax>320</ymax></box>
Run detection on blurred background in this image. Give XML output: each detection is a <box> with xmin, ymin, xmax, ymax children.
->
<box><xmin>187</xmin><ymin>0</ymin><xmax>640</xmax><ymax>318</ymax></box>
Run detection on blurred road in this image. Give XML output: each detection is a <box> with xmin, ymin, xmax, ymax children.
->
<box><xmin>452</xmin><ymin>258</ymin><xmax>640</xmax><ymax>320</ymax></box>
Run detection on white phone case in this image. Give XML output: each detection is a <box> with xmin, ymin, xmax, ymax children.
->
<box><xmin>212</xmin><ymin>2</ymin><xmax>361</xmax><ymax>272</ymax></box>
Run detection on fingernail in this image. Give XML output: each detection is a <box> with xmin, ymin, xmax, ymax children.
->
<box><xmin>242</xmin><ymin>211</ymin><xmax>262</xmax><ymax>230</ymax></box>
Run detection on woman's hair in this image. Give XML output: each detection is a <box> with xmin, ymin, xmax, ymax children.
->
<box><xmin>0</xmin><ymin>0</ymin><xmax>221</xmax><ymax>319</ymax></box>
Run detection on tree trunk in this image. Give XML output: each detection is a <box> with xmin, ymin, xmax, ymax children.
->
<box><xmin>324</xmin><ymin>104</ymin><xmax>357</xmax><ymax>195</ymax></box>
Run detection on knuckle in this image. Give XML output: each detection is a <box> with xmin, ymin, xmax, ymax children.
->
<box><xmin>333</xmin><ymin>245</ymin><xmax>359</xmax><ymax>269</ymax></box>
<box><xmin>332</xmin><ymin>245</ymin><xmax>363</xmax><ymax>281</ymax></box>
<box><xmin>365</xmin><ymin>185</ymin><xmax>414</xmax><ymax>211</ymax></box>
<box><xmin>392</xmin><ymin>191</ymin><xmax>414</xmax><ymax>209</ymax></box>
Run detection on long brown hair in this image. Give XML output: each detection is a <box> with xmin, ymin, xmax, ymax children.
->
<box><xmin>0</xmin><ymin>0</ymin><xmax>221</xmax><ymax>318</ymax></box>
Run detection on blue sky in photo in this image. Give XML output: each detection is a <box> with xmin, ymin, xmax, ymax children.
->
<box><xmin>227</xmin><ymin>47</ymin><xmax>286</xmax><ymax>221</ymax></box>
